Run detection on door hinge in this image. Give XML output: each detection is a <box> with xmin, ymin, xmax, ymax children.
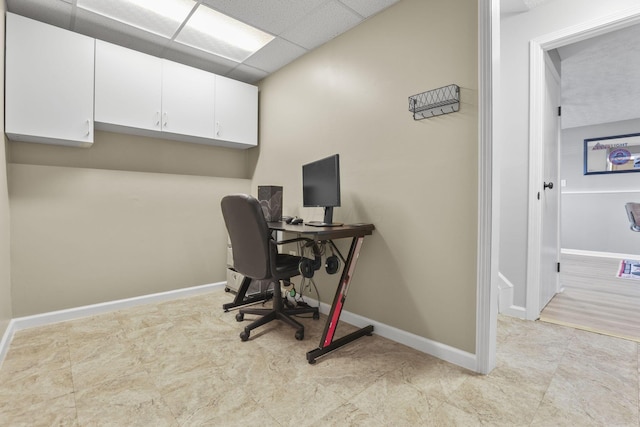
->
<box><xmin>558</xmin><ymin>106</ymin><xmax>561</xmax><ymax>116</ymax></box>
<box><xmin>557</xmin><ymin>262</ymin><xmax>561</xmax><ymax>273</ymax></box>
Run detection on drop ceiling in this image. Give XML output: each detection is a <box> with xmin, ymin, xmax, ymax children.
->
<box><xmin>500</xmin><ymin>0</ymin><xmax>640</xmax><ymax>129</ymax></box>
<box><xmin>557</xmin><ymin>23</ymin><xmax>640</xmax><ymax>129</ymax></box>
<box><xmin>6</xmin><ymin>0</ymin><xmax>400</xmax><ymax>84</ymax></box>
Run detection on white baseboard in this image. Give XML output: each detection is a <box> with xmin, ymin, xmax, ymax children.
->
<box><xmin>306</xmin><ymin>297</ymin><xmax>477</xmax><ymax>372</ymax></box>
<box><xmin>0</xmin><ymin>319</ymin><xmax>17</xmax><ymax>370</ymax></box>
<box><xmin>497</xmin><ymin>272</ymin><xmax>527</xmax><ymax>319</ymax></box>
<box><xmin>1</xmin><ymin>281</ymin><xmax>478</xmax><ymax>373</ymax></box>
<box><xmin>0</xmin><ymin>282</ymin><xmax>226</xmax><ymax>368</ymax></box>
<box><xmin>561</xmin><ymin>248</ymin><xmax>640</xmax><ymax>260</ymax></box>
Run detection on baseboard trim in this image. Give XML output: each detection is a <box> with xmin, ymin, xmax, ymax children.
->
<box><xmin>308</xmin><ymin>298</ymin><xmax>477</xmax><ymax>372</ymax></box>
<box><xmin>561</xmin><ymin>248</ymin><xmax>640</xmax><ymax>260</ymax></box>
<box><xmin>1</xmin><ymin>282</ymin><xmax>477</xmax><ymax>373</ymax></box>
<box><xmin>0</xmin><ymin>282</ymin><xmax>226</xmax><ymax>368</ymax></box>
<box><xmin>0</xmin><ymin>319</ymin><xmax>17</xmax><ymax>370</ymax></box>
<box><xmin>497</xmin><ymin>272</ymin><xmax>527</xmax><ymax>319</ymax></box>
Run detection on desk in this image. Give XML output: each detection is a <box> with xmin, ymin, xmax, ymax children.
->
<box><xmin>268</xmin><ymin>221</ymin><xmax>375</xmax><ymax>364</ymax></box>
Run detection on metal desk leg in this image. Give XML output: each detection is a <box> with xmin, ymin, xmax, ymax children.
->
<box><xmin>306</xmin><ymin>236</ymin><xmax>373</xmax><ymax>364</ymax></box>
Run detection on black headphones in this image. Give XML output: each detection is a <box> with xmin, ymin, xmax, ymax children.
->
<box><xmin>325</xmin><ymin>255</ymin><xmax>340</xmax><ymax>275</ymax></box>
<box><xmin>299</xmin><ymin>258</ymin><xmax>316</xmax><ymax>278</ymax></box>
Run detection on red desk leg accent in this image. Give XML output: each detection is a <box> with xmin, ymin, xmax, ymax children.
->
<box><xmin>307</xmin><ymin>236</ymin><xmax>373</xmax><ymax>364</ymax></box>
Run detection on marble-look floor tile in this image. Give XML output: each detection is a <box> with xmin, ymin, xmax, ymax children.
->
<box><xmin>8</xmin><ymin>322</ymin><xmax>70</xmax><ymax>349</ymax></box>
<box><xmin>531</xmin><ymin>358</ymin><xmax>638</xmax><ymax>425</ymax></box>
<box><xmin>69</xmin><ymin>334</ymin><xmax>143</xmax><ymax>390</ymax></box>
<box><xmin>444</xmin><ymin>371</ymin><xmax>545</xmax><ymax>426</ymax></box>
<box><xmin>348</xmin><ymin>367</ymin><xmax>449</xmax><ymax>426</ymax></box>
<box><xmin>74</xmin><ymin>371</ymin><xmax>177</xmax><ymax>426</ymax></box>
<box><xmin>0</xmin><ymin>366</ymin><xmax>74</xmax><ymax>412</ymax></box>
<box><xmin>1</xmin><ymin>291</ymin><xmax>639</xmax><ymax>426</ymax></box>
<box><xmin>0</xmin><ymin>392</ymin><xmax>78</xmax><ymax>427</ymax></box>
<box><xmin>0</xmin><ymin>336</ymin><xmax>70</xmax><ymax>379</ymax></box>
<box><xmin>311</xmin><ymin>402</ymin><xmax>389</xmax><ymax>427</ymax></box>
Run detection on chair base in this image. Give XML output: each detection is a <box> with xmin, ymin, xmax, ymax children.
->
<box><xmin>237</xmin><ymin>286</ymin><xmax>319</xmax><ymax>341</ymax></box>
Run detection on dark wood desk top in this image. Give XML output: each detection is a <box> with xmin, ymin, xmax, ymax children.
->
<box><xmin>267</xmin><ymin>221</ymin><xmax>375</xmax><ymax>240</ymax></box>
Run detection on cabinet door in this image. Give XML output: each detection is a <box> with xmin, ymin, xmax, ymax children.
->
<box><xmin>5</xmin><ymin>13</ymin><xmax>94</xmax><ymax>147</ymax></box>
<box><xmin>95</xmin><ymin>40</ymin><xmax>162</xmax><ymax>132</ymax></box>
<box><xmin>161</xmin><ymin>60</ymin><xmax>215</xmax><ymax>139</ymax></box>
<box><xmin>214</xmin><ymin>75</ymin><xmax>258</xmax><ymax>146</ymax></box>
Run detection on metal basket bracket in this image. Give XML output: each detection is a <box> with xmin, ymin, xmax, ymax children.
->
<box><xmin>408</xmin><ymin>84</ymin><xmax>460</xmax><ymax>120</ymax></box>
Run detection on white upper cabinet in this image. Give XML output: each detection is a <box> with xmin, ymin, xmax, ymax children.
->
<box><xmin>6</xmin><ymin>16</ymin><xmax>258</xmax><ymax>149</ymax></box>
<box><xmin>161</xmin><ymin>60</ymin><xmax>215</xmax><ymax>139</ymax></box>
<box><xmin>94</xmin><ymin>41</ymin><xmax>253</xmax><ymax>147</ymax></box>
<box><xmin>5</xmin><ymin>13</ymin><xmax>95</xmax><ymax>147</ymax></box>
<box><xmin>95</xmin><ymin>40</ymin><xmax>162</xmax><ymax>132</ymax></box>
<box><xmin>215</xmin><ymin>75</ymin><xmax>258</xmax><ymax>147</ymax></box>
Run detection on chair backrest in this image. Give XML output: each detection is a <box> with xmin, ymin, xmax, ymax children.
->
<box><xmin>626</xmin><ymin>202</ymin><xmax>640</xmax><ymax>232</ymax></box>
<box><xmin>221</xmin><ymin>194</ymin><xmax>272</xmax><ymax>280</ymax></box>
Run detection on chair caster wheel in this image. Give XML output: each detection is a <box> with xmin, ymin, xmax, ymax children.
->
<box><xmin>236</xmin><ymin>312</ymin><xmax>244</xmax><ymax>322</ymax></box>
<box><xmin>313</xmin><ymin>312</ymin><xmax>319</xmax><ymax>320</ymax></box>
<box><xmin>240</xmin><ymin>330</ymin><xmax>249</xmax><ymax>341</ymax></box>
<box><xmin>295</xmin><ymin>330</ymin><xmax>304</xmax><ymax>340</ymax></box>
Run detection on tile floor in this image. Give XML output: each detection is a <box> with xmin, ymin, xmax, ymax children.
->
<box><xmin>0</xmin><ymin>288</ymin><xmax>639</xmax><ymax>426</ymax></box>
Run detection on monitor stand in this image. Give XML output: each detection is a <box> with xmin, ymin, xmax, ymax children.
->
<box><xmin>305</xmin><ymin>207</ymin><xmax>343</xmax><ymax>227</ymax></box>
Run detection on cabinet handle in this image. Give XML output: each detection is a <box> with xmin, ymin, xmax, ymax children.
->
<box><xmin>216</xmin><ymin>121</ymin><xmax>220</xmax><ymax>137</ymax></box>
<box><xmin>85</xmin><ymin>119</ymin><xmax>91</xmax><ymax>137</ymax></box>
<box><xmin>163</xmin><ymin>112</ymin><xmax>168</xmax><ymax>128</ymax></box>
<box><xmin>155</xmin><ymin>112</ymin><xmax>160</xmax><ymax>127</ymax></box>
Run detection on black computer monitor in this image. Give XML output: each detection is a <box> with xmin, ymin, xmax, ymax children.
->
<box><xmin>302</xmin><ymin>154</ymin><xmax>342</xmax><ymax>226</ymax></box>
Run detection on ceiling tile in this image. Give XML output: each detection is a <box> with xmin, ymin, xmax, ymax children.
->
<box><xmin>338</xmin><ymin>0</ymin><xmax>399</xmax><ymax>18</ymax></box>
<box><xmin>73</xmin><ymin>8</ymin><xmax>170</xmax><ymax>56</ymax></box>
<box><xmin>201</xmin><ymin>0</ymin><xmax>328</xmax><ymax>35</ymax></box>
<box><xmin>175</xmin><ymin>4</ymin><xmax>274</xmax><ymax>62</ymax></box>
<box><xmin>163</xmin><ymin>42</ymin><xmax>239</xmax><ymax>75</ymax></box>
<box><xmin>225</xmin><ymin>64</ymin><xmax>269</xmax><ymax>84</ymax></box>
<box><xmin>75</xmin><ymin>0</ymin><xmax>196</xmax><ymax>39</ymax></box>
<box><xmin>280</xmin><ymin>0</ymin><xmax>363</xmax><ymax>50</ymax></box>
<box><xmin>6</xmin><ymin>0</ymin><xmax>402</xmax><ymax>84</ymax></box>
<box><xmin>243</xmin><ymin>37</ymin><xmax>308</xmax><ymax>73</ymax></box>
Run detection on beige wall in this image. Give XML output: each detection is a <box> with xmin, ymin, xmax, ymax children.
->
<box><xmin>9</xmin><ymin>131</ymin><xmax>251</xmax><ymax>316</ymax></box>
<box><xmin>9</xmin><ymin>163</ymin><xmax>249</xmax><ymax>316</ymax></box>
<box><xmin>252</xmin><ymin>0</ymin><xmax>479</xmax><ymax>352</ymax></box>
<box><xmin>10</xmin><ymin>130</ymin><xmax>251</xmax><ymax>179</ymax></box>
<box><xmin>0</xmin><ymin>1</ymin><xmax>13</xmax><ymax>336</ymax></box>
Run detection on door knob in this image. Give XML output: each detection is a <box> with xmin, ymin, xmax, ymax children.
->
<box><xmin>543</xmin><ymin>182</ymin><xmax>554</xmax><ymax>190</ymax></box>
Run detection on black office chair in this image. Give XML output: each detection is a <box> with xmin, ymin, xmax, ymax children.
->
<box><xmin>626</xmin><ymin>202</ymin><xmax>640</xmax><ymax>232</ymax></box>
<box><xmin>221</xmin><ymin>194</ymin><xmax>320</xmax><ymax>341</ymax></box>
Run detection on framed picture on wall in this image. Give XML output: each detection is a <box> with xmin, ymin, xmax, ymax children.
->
<box><xmin>584</xmin><ymin>133</ymin><xmax>640</xmax><ymax>175</ymax></box>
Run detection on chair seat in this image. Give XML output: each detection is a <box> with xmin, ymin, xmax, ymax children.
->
<box><xmin>273</xmin><ymin>253</ymin><xmax>303</xmax><ymax>278</ymax></box>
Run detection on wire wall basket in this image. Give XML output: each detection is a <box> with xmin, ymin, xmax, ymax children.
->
<box><xmin>408</xmin><ymin>84</ymin><xmax>460</xmax><ymax>120</ymax></box>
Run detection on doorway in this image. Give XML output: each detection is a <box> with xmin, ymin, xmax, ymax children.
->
<box><xmin>527</xmin><ymin>9</ymin><xmax>640</xmax><ymax>321</ymax></box>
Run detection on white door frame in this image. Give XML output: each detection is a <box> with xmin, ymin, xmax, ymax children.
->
<box><xmin>476</xmin><ymin>0</ymin><xmax>498</xmax><ymax>375</ymax></box>
<box><xmin>526</xmin><ymin>7</ymin><xmax>640</xmax><ymax>320</ymax></box>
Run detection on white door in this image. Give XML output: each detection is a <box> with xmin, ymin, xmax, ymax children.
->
<box><xmin>539</xmin><ymin>54</ymin><xmax>561</xmax><ymax>311</ymax></box>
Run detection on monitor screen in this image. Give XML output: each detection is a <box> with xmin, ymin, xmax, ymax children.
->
<box><xmin>302</xmin><ymin>154</ymin><xmax>342</xmax><ymax>226</ymax></box>
<box><xmin>303</xmin><ymin>154</ymin><xmax>340</xmax><ymax>208</ymax></box>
